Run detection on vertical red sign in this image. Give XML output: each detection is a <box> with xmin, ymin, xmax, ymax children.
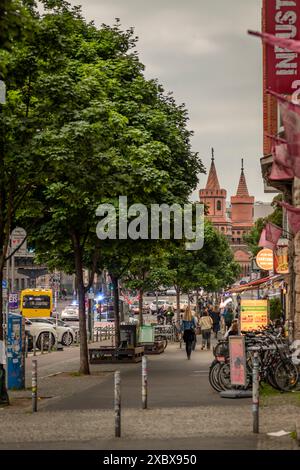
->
<box><xmin>264</xmin><ymin>0</ymin><xmax>300</xmax><ymax>94</ymax></box>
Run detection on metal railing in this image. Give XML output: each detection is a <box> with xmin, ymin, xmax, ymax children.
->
<box><xmin>154</xmin><ymin>325</ymin><xmax>177</xmax><ymax>342</ymax></box>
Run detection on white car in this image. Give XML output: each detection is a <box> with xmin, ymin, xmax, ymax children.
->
<box><xmin>165</xmin><ymin>288</ymin><xmax>177</xmax><ymax>296</ymax></box>
<box><xmin>29</xmin><ymin>317</ymin><xmax>75</xmax><ymax>346</ymax></box>
<box><xmin>25</xmin><ymin>319</ymin><xmax>58</xmax><ymax>350</ymax></box>
<box><xmin>61</xmin><ymin>305</ymin><xmax>79</xmax><ymax>321</ymax></box>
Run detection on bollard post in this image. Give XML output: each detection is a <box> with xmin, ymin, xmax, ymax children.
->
<box><xmin>32</xmin><ymin>359</ymin><xmax>38</xmax><ymax>412</ymax></box>
<box><xmin>48</xmin><ymin>332</ymin><xmax>52</xmax><ymax>353</ymax></box>
<box><xmin>33</xmin><ymin>335</ymin><xmax>37</xmax><ymax>356</ymax></box>
<box><xmin>41</xmin><ymin>333</ymin><xmax>44</xmax><ymax>355</ymax></box>
<box><xmin>142</xmin><ymin>355</ymin><xmax>148</xmax><ymax>409</ymax></box>
<box><xmin>96</xmin><ymin>329</ymin><xmax>99</xmax><ymax>342</ymax></box>
<box><xmin>114</xmin><ymin>371</ymin><xmax>121</xmax><ymax>437</ymax></box>
<box><xmin>252</xmin><ymin>351</ymin><xmax>259</xmax><ymax>434</ymax></box>
<box><xmin>25</xmin><ymin>334</ymin><xmax>28</xmax><ymax>358</ymax></box>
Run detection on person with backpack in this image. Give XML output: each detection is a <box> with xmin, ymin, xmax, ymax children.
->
<box><xmin>199</xmin><ymin>310</ymin><xmax>213</xmax><ymax>350</ymax></box>
<box><xmin>224</xmin><ymin>306</ymin><xmax>234</xmax><ymax>331</ymax></box>
<box><xmin>181</xmin><ymin>307</ymin><xmax>197</xmax><ymax>360</ymax></box>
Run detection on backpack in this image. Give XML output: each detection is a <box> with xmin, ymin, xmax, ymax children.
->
<box><xmin>224</xmin><ymin>310</ymin><xmax>233</xmax><ymax>325</ymax></box>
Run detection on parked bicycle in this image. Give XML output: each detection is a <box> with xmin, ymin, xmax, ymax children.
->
<box><xmin>209</xmin><ymin>325</ymin><xmax>299</xmax><ymax>393</ymax></box>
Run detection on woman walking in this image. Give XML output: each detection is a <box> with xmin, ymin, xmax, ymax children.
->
<box><xmin>181</xmin><ymin>307</ymin><xmax>197</xmax><ymax>360</ymax></box>
<box><xmin>199</xmin><ymin>310</ymin><xmax>213</xmax><ymax>350</ymax></box>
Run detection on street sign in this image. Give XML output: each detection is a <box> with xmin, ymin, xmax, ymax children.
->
<box><xmin>2</xmin><ymin>280</ymin><xmax>7</xmax><ymax>288</ymax></box>
<box><xmin>8</xmin><ymin>293</ymin><xmax>18</xmax><ymax>309</ymax></box>
<box><xmin>240</xmin><ymin>299</ymin><xmax>268</xmax><ymax>332</ymax></box>
<box><xmin>11</xmin><ymin>227</ymin><xmax>27</xmax><ymax>256</ymax></box>
<box><xmin>256</xmin><ymin>248</ymin><xmax>274</xmax><ymax>271</ymax></box>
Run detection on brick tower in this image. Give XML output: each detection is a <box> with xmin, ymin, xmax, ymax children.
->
<box><xmin>230</xmin><ymin>159</ymin><xmax>254</xmax><ymax>276</ymax></box>
<box><xmin>199</xmin><ymin>149</ymin><xmax>231</xmax><ymax>238</ymax></box>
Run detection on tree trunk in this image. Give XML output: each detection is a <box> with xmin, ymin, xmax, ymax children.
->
<box><xmin>138</xmin><ymin>288</ymin><xmax>143</xmax><ymax>326</ymax></box>
<box><xmin>195</xmin><ymin>289</ymin><xmax>199</xmax><ymax>315</ymax></box>
<box><xmin>72</xmin><ymin>233</ymin><xmax>90</xmax><ymax>375</ymax></box>
<box><xmin>175</xmin><ymin>287</ymin><xmax>180</xmax><ymax>321</ymax></box>
<box><xmin>111</xmin><ymin>274</ymin><xmax>120</xmax><ymax>348</ymax></box>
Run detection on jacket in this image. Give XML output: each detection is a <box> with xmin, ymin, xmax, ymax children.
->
<box><xmin>199</xmin><ymin>316</ymin><xmax>213</xmax><ymax>331</ymax></box>
<box><xmin>181</xmin><ymin>317</ymin><xmax>197</xmax><ymax>332</ymax></box>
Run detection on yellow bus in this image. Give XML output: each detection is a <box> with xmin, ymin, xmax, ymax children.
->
<box><xmin>20</xmin><ymin>289</ymin><xmax>53</xmax><ymax>318</ymax></box>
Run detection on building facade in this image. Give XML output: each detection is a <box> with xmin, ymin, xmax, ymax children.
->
<box><xmin>199</xmin><ymin>152</ymin><xmax>254</xmax><ymax>277</ymax></box>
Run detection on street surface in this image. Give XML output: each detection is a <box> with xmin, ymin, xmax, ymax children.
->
<box><xmin>1</xmin><ymin>338</ymin><xmax>299</xmax><ymax>450</ymax></box>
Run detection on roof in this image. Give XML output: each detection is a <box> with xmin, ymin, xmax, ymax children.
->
<box><xmin>205</xmin><ymin>159</ymin><xmax>221</xmax><ymax>190</ymax></box>
<box><xmin>236</xmin><ymin>168</ymin><xmax>249</xmax><ymax>197</ymax></box>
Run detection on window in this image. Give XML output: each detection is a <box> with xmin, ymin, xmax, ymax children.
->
<box><xmin>237</xmin><ymin>231</ymin><xmax>240</xmax><ymax>235</ymax></box>
<box><xmin>217</xmin><ymin>200</ymin><xmax>221</xmax><ymax>211</ymax></box>
<box><xmin>237</xmin><ymin>238</ymin><xmax>241</xmax><ymax>244</ymax></box>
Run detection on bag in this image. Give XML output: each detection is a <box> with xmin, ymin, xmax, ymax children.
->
<box><xmin>183</xmin><ymin>329</ymin><xmax>195</xmax><ymax>343</ymax></box>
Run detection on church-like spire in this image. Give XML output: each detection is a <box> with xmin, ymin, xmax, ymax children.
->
<box><xmin>236</xmin><ymin>158</ymin><xmax>249</xmax><ymax>196</ymax></box>
<box><xmin>205</xmin><ymin>148</ymin><xmax>221</xmax><ymax>190</ymax></box>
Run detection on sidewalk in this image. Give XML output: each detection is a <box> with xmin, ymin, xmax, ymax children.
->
<box><xmin>1</xmin><ymin>342</ymin><xmax>299</xmax><ymax>450</ymax></box>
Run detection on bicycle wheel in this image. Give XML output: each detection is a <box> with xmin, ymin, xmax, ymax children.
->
<box><xmin>273</xmin><ymin>360</ymin><xmax>299</xmax><ymax>391</ymax></box>
<box><xmin>209</xmin><ymin>360</ymin><xmax>223</xmax><ymax>392</ymax></box>
<box><xmin>218</xmin><ymin>362</ymin><xmax>231</xmax><ymax>390</ymax></box>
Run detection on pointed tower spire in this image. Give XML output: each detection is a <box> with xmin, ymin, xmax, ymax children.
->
<box><xmin>205</xmin><ymin>148</ymin><xmax>220</xmax><ymax>190</ymax></box>
<box><xmin>236</xmin><ymin>158</ymin><xmax>249</xmax><ymax>196</ymax></box>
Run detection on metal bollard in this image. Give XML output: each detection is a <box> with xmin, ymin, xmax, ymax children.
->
<box><xmin>41</xmin><ymin>334</ymin><xmax>44</xmax><ymax>355</ymax></box>
<box><xmin>142</xmin><ymin>355</ymin><xmax>148</xmax><ymax>409</ymax></box>
<box><xmin>48</xmin><ymin>332</ymin><xmax>52</xmax><ymax>353</ymax></box>
<box><xmin>96</xmin><ymin>329</ymin><xmax>99</xmax><ymax>342</ymax></box>
<box><xmin>114</xmin><ymin>371</ymin><xmax>121</xmax><ymax>437</ymax></box>
<box><xmin>252</xmin><ymin>351</ymin><xmax>259</xmax><ymax>434</ymax></box>
<box><xmin>25</xmin><ymin>335</ymin><xmax>28</xmax><ymax>358</ymax></box>
<box><xmin>33</xmin><ymin>335</ymin><xmax>37</xmax><ymax>356</ymax></box>
<box><xmin>67</xmin><ymin>331</ymin><xmax>70</xmax><ymax>346</ymax></box>
<box><xmin>32</xmin><ymin>359</ymin><xmax>38</xmax><ymax>412</ymax></box>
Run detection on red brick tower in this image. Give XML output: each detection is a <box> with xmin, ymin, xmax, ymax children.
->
<box><xmin>199</xmin><ymin>149</ymin><xmax>231</xmax><ymax>238</ymax></box>
<box><xmin>230</xmin><ymin>159</ymin><xmax>254</xmax><ymax>276</ymax></box>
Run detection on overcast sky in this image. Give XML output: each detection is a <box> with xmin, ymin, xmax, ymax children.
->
<box><xmin>68</xmin><ymin>0</ymin><xmax>269</xmax><ymax>202</ymax></box>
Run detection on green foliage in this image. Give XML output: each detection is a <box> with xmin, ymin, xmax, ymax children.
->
<box><xmin>269</xmin><ymin>297</ymin><xmax>282</xmax><ymax>321</ymax></box>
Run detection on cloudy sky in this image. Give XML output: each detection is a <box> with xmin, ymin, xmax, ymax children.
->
<box><xmin>68</xmin><ymin>0</ymin><xmax>268</xmax><ymax>201</ymax></box>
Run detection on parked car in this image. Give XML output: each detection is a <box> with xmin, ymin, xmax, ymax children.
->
<box><xmin>129</xmin><ymin>301</ymin><xmax>150</xmax><ymax>315</ymax></box>
<box><xmin>61</xmin><ymin>305</ymin><xmax>79</xmax><ymax>321</ymax></box>
<box><xmin>165</xmin><ymin>288</ymin><xmax>177</xmax><ymax>296</ymax></box>
<box><xmin>25</xmin><ymin>319</ymin><xmax>58</xmax><ymax>349</ymax></box>
<box><xmin>29</xmin><ymin>317</ymin><xmax>75</xmax><ymax>346</ymax></box>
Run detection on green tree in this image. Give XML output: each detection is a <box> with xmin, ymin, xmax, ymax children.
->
<box><xmin>0</xmin><ymin>0</ymin><xmax>38</xmax><ymax>404</ymax></box>
<box><xmin>14</xmin><ymin>1</ymin><xmax>203</xmax><ymax>371</ymax></box>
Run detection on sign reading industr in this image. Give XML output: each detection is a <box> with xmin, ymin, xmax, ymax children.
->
<box><xmin>264</xmin><ymin>0</ymin><xmax>300</xmax><ymax>94</ymax></box>
<box><xmin>240</xmin><ymin>300</ymin><xmax>268</xmax><ymax>332</ymax></box>
<box><xmin>256</xmin><ymin>248</ymin><xmax>274</xmax><ymax>271</ymax></box>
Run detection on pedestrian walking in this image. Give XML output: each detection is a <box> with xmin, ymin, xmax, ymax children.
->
<box><xmin>209</xmin><ymin>306</ymin><xmax>220</xmax><ymax>338</ymax></box>
<box><xmin>199</xmin><ymin>310</ymin><xmax>213</xmax><ymax>350</ymax></box>
<box><xmin>224</xmin><ymin>319</ymin><xmax>239</xmax><ymax>338</ymax></box>
<box><xmin>224</xmin><ymin>306</ymin><xmax>234</xmax><ymax>331</ymax></box>
<box><xmin>181</xmin><ymin>307</ymin><xmax>197</xmax><ymax>360</ymax></box>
